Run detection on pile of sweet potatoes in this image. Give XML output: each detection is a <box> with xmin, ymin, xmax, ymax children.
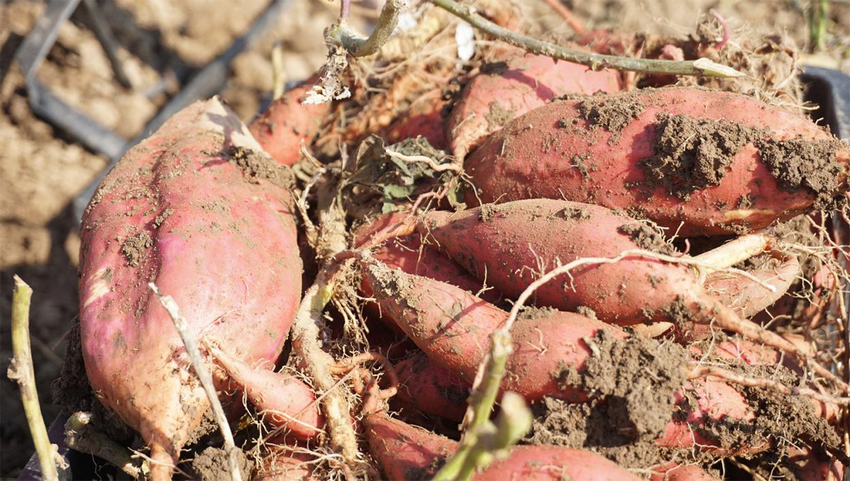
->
<box><xmin>61</xmin><ymin>2</ymin><xmax>850</xmax><ymax>480</ymax></box>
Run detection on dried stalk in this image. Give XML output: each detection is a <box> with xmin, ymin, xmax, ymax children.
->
<box><xmin>429</xmin><ymin>0</ymin><xmax>743</xmax><ymax>77</ymax></box>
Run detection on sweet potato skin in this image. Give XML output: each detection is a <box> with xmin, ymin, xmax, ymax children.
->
<box><xmin>658</xmin><ymin>377</ymin><xmax>770</xmax><ymax>454</ymax></box>
<box><xmin>364</xmin><ymin>233</ymin><xmax>502</xmax><ymax>305</ymax></box>
<box><xmin>704</xmin><ymin>254</ymin><xmax>799</xmax><ymax>318</ymax></box>
<box><xmin>79</xmin><ymin>99</ymin><xmax>302</xmax><ymax>477</ymax></box>
<box><xmin>393</xmin><ymin>351</ymin><xmax>469</xmax><ymax>422</ymax></box>
<box><xmin>419</xmin><ymin>199</ymin><xmax>702</xmax><ymax>326</ymax></box>
<box><xmin>364</xmin><ymin>410</ymin><xmax>641</xmax><ymax>481</ymax></box>
<box><xmin>362</xmin><ymin>261</ymin><xmax>627</xmax><ymax>402</ymax></box>
<box><xmin>465</xmin><ymin>87</ymin><xmax>849</xmax><ymax>235</ymax></box>
<box><xmin>249</xmin><ymin>74</ymin><xmax>328</xmax><ymax>166</ymax></box>
<box><xmin>211</xmin><ymin>348</ymin><xmax>322</xmax><ymax>440</ymax></box>
<box><xmin>448</xmin><ymin>49</ymin><xmax>622</xmax><ymax>158</ymax></box>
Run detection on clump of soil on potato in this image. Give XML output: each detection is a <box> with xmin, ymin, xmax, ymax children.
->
<box><xmin>485</xmin><ymin>101</ymin><xmax>515</xmax><ymax>131</ymax></box>
<box><xmin>771</xmin><ymin>214</ymin><xmax>823</xmax><ymax>279</ymax></box>
<box><xmin>552</xmin><ymin>330</ymin><xmax>689</xmax><ymax>441</ymax></box>
<box><xmin>578</xmin><ymin>94</ymin><xmax>645</xmax><ymax>133</ymax></box>
<box><xmin>229</xmin><ymin>145</ymin><xmax>292</xmax><ymax>189</ymax></box>
<box><xmin>192</xmin><ymin>446</ymin><xmax>252</xmax><ymax>481</ymax></box>
<box><xmin>617</xmin><ymin>221</ymin><xmax>673</xmax><ymax>254</ymax></box>
<box><xmin>756</xmin><ymin>138</ymin><xmax>846</xmax><ymax>209</ymax></box>
<box><xmin>640</xmin><ymin>114</ymin><xmax>761</xmax><ymax>199</ymax></box>
<box><xmin>553</xmin><ymin>206</ymin><xmax>591</xmax><ymax>220</ymax></box>
<box><xmin>121</xmin><ymin>231</ymin><xmax>153</xmax><ymax>267</ymax></box>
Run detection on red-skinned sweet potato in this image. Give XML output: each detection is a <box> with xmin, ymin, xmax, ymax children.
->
<box><xmin>210</xmin><ymin>347</ymin><xmax>323</xmax><ymax>441</ymax></box>
<box><xmin>416</xmin><ymin>199</ymin><xmax>734</xmax><ymax>327</ymax></box>
<box><xmin>392</xmin><ymin>351</ymin><xmax>469</xmax><ymax>422</ymax></box>
<box><xmin>464</xmin><ymin>87</ymin><xmax>850</xmax><ymax>235</ymax></box>
<box><xmin>362</xmin><ymin>258</ymin><xmax>626</xmax><ymax>402</ymax></box>
<box><xmin>363</xmin><ymin>264</ymin><xmax>808</xmax><ymax>455</ymax></box>
<box><xmin>256</xmin><ymin>447</ymin><xmax>318</xmax><ymax>480</ymax></box>
<box><xmin>704</xmin><ymin>253</ymin><xmax>799</xmax><ymax>318</ymax></box>
<box><xmin>448</xmin><ymin>48</ymin><xmax>622</xmax><ymax>159</ymax></box>
<box><xmin>785</xmin><ymin>445</ymin><xmax>844</xmax><ymax>481</ymax></box>
<box><xmin>650</xmin><ymin>463</ymin><xmax>720</xmax><ymax>481</ymax></box>
<box><xmin>363</xmin><ymin>407</ymin><xmax>642</xmax><ymax>481</ymax></box>
<box><xmin>657</xmin><ymin>376</ymin><xmax>770</xmax><ymax>454</ymax></box>
<box><xmin>249</xmin><ymin>74</ymin><xmax>329</xmax><ymax>167</ymax></box>
<box><xmin>384</xmin><ymin>93</ymin><xmax>449</xmax><ymax>150</ymax></box>
<box><xmin>79</xmin><ymin>99</ymin><xmax>302</xmax><ymax>479</ymax></box>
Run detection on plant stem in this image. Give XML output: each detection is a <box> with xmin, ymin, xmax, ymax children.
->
<box><xmin>289</xmin><ymin>264</ymin><xmax>361</xmax><ymax>466</ymax></box>
<box><xmin>329</xmin><ymin>0</ymin><xmax>408</xmax><ymax>57</ymax></box>
<box><xmin>65</xmin><ymin>412</ymin><xmax>144</xmax><ymax>478</ymax></box>
<box><xmin>434</xmin><ymin>330</ymin><xmax>513</xmax><ymax>480</ymax></box>
<box><xmin>148</xmin><ymin>283</ymin><xmax>243</xmax><ymax>481</ymax></box>
<box><xmin>429</xmin><ymin>0</ymin><xmax>743</xmax><ymax>77</ymax></box>
<box><xmin>810</xmin><ymin>0</ymin><xmax>829</xmax><ymax>52</ymax></box>
<box><xmin>7</xmin><ymin>276</ymin><xmax>64</xmax><ymax>481</ymax></box>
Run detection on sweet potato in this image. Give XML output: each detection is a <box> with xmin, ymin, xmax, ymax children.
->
<box><xmin>448</xmin><ymin>48</ymin><xmax>622</xmax><ymax>159</ymax></box>
<box><xmin>464</xmin><ymin>87</ymin><xmax>850</xmax><ymax>235</ymax></box>
<box><xmin>786</xmin><ymin>445</ymin><xmax>844</xmax><ymax>481</ymax></box>
<box><xmin>363</xmin><ymin>407</ymin><xmax>642</xmax><ymax>480</ymax></box>
<box><xmin>363</xmin><ymin>264</ymin><xmax>806</xmax><ymax>454</ymax></box>
<box><xmin>704</xmin><ymin>253</ymin><xmax>799</xmax><ymax>318</ymax></box>
<box><xmin>384</xmin><ymin>94</ymin><xmax>449</xmax><ymax>150</ymax></box>
<box><xmin>78</xmin><ymin>99</ymin><xmax>302</xmax><ymax>479</ymax></box>
<box><xmin>210</xmin><ymin>347</ymin><xmax>323</xmax><ymax>441</ymax></box>
<box><xmin>362</xmin><ymin>259</ymin><xmax>626</xmax><ymax>402</ymax></box>
<box><xmin>249</xmin><ymin>74</ymin><xmax>328</xmax><ymax>167</ymax></box>
<box><xmin>364</xmin><ymin>233</ymin><xmax>502</xmax><ymax>305</ymax></box>
<box><xmin>657</xmin><ymin>376</ymin><xmax>770</xmax><ymax>454</ymax></box>
<box><xmin>650</xmin><ymin>463</ymin><xmax>720</xmax><ymax>481</ymax></box>
<box><xmin>416</xmin><ymin>199</ymin><xmax>731</xmax><ymax>327</ymax></box>
<box><xmin>393</xmin><ymin>351</ymin><xmax>469</xmax><ymax>422</ymax></box>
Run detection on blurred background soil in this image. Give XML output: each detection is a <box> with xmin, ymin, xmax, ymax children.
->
<box><xmin>0</xmin><ymin>0</ymin><xmax>847</xmax><ymax>477</ymax></box>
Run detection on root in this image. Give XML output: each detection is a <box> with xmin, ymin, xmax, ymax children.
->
<box><xmin>289</xmin><ymin>265</ymin><xmax>361</xmax><ymax>470</ymax></box>
<box><xmin>330</xmin><ymin>351</ymin><xmax>399</xmax><ymax>399</ymax></box>
<box><xmin>687</xmin><ymin>364</ymin><xmax>849</xmax><ymax>410</ymax></box>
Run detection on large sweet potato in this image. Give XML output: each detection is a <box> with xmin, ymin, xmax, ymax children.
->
<box><xmin>416</xmin><ymin>199</ymin><xmax>718</xmax><ymax>326</ymax></box>
<box><xmin>79</xmin><ymin>98</ymin><xmax>302</xmax><ymax>479</ymax></box>
<box><xmin>464</xmin><ymin>87</ymin><xmax>850</xmax><ymax>235</ymax></box>
<box><xmin>448</xmin><ymin>48</ymin><xmax>622</xmax><ymax>159</ymax></box>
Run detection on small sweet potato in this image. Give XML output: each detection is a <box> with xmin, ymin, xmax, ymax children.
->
<box><xmin>249</xmin><ymin>74</ymin><xmax>329</xmax><ymax>167</ymax></box>
<box><xmin>384</xmin><ymin>94</ymin><xmax>450</xmax><ymax>150</ymax></box>
<box><xmin>448</xmin><ymin>48</ymin><xmax>622</xmax><ymax>158</ymax></box>
<box><xmin>650</xmin><ymin>463</ymin><xmax>720</xmax><ymax>481</ymax></box>
<box><xmin>364</xmin><ymin>407</ymin><xmax>641</xmax><ymax>480</ymax></box>
<box><xmin>79</xmin><ymin>99</ymin><xmax>302</xmax><ymax>479</ymax></box>
<box><xmin>392</xmin><ymin>351</ymin><xmax>469</xmax><ymax>422</ymax></box>
<box><xmin>256</xmin><ymin>447</ymin><xmax>318</xmax><ymax>481</ymax></box>
<box><xmin>657</xmin><ymin>376</ymin><xmax>770</xmax><ymax>454</ymax></box>
<box><xmin>704</xmin><ymin>253</ymin><xmax>799</xmax><ymax>318</ymax></box>
<box><xmin>464</xmin><ymin>87</ymin><xmax>850</xmax><ymax>235</ymax></box>
<box><xmin>211</xmin><ymin>347</ymin><xmax>323</xmax><ymax>441</ymax></box>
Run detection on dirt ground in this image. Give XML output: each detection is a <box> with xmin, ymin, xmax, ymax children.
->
<box><xmin>0</xmin><ymin>0</ymin><xmax>848</xmax><ymax>477</ymax></box>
